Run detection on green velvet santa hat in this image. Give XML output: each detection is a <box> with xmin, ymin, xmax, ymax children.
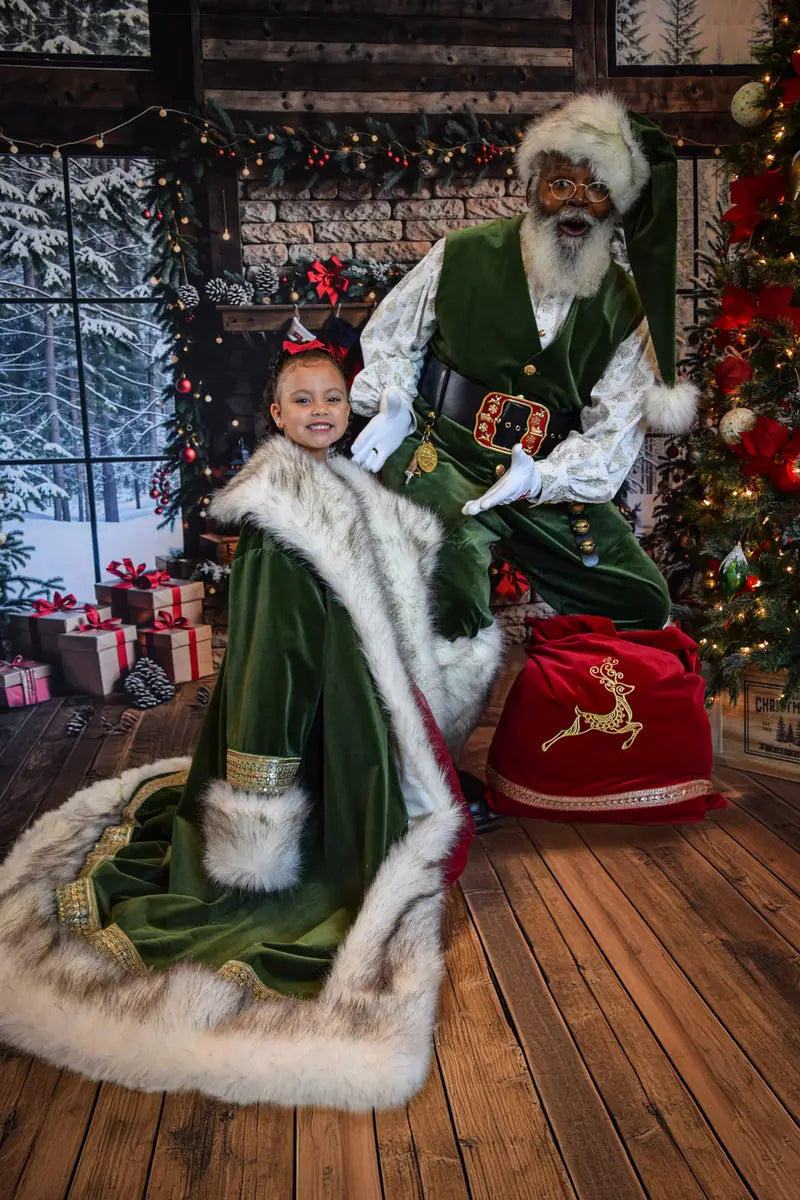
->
<box><xmin>517</xmin><ymin>94</ymin><xmax>698</xmax><ymax>435</ymax></box>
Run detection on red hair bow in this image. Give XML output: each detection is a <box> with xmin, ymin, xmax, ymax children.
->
<box><xmin>282</xmin><ymin>337</ymin><xmax>348</xmax><ymax>365</ymax></box>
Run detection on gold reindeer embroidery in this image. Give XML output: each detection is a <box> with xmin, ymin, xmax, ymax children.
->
<box><xmin>541</xmin><ymin>657</ymin><xmax>643</xmax><ymax>753</ymax></box>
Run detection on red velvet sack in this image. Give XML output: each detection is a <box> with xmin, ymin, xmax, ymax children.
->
<box><xmin>486</xmin><ymin>615</ymin><xmax>727</xmax><ymax>825</ymax></box>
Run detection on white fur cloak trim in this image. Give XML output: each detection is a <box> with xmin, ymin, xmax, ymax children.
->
<box><xmin>202</xmin><ymin>780</ymin><xmax>310</xmax><ymax>892</ymax></box>
<box><xmin>516</xmin><ymin>92</ymin><xmax>650</xmax><ymax>216</ymax></box>
<box><xmin>210</xmin><ymin>438</ymin><xmax>503</xmax><ymax>757</ymax></box>
<box><xmin>643</xmin><ymin>379</ymin><xmax>699</xmax><ymax>434</ymax></box>
<box><xmin>0</xmin><ymin>758</ymin><xmax>462</xmax><ymax>1110</ymax></box>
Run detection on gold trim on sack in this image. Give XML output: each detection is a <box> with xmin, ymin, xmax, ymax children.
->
<box><xmin>226</xmin><ymin>749</ymin><xmax>301</xmax><ymax>795</ymax></box>
<box><xmin>486</xmin><ymin>766</ymin><xmax>712</xmax><ymax>811</ymax></box>
<box><xmin>86</xmin><ymin>924</ymin><xmax>148</xmax><ymax>975</ymax></box>
<box><xmin>542</xmin><ymin>657</ymin><xmax>643</xmax><ymax>753</ymax></box>
<box><xmin>56</xmin><ymin>877</ymin><xmax>100</xmax><ymax>935</ymax></box>
<box><xmin>218</xmin><ymin>959</ymin><xmax>283</xmax><ymax>1003</ymax></box>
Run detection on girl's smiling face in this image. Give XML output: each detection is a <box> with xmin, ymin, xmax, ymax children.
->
<box><xmin>270</xmin><ymin>356</ymin><xmax>349</xmax><ymax>459</ymax></box>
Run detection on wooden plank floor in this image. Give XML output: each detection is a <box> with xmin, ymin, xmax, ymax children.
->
<box><xmin>2</xmin><ymin>657</ymin><xmax>800</xmax><ymax>1199</ymax></box>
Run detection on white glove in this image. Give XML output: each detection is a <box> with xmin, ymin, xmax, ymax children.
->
<box><xmin>461</xmin><ymin>443</ymin><xmax>542</xmax><ymax>516</ymax></box>
<box><xmin>351</xmin><ymin>386</ymin><xmax>415</xmax><ymax>473</ymax></box>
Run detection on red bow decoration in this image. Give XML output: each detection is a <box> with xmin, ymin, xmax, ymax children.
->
<box><xmin>733</xmin><ymin>414</ymin><xmax>800</xmax><ymax>493</ymax></box>
<box><xmin>491</xmin><ymin>561</ymin><xmax>530</xmax><ymax>602</ymax></box>
<box><xmin>721</xmin><ymin>172</ymin><xmax>786</xmax><ymax>243</ymax></box>
<box><xmin>107</xmin><ymin>557</ymin><xmax>147</xmax><ymax>584</ymax></box>
<box><xmin>307</xmin><ymin>256</ymin><xmax>350</xmax><ymax>304</ymax></box>
<box><xmin>779</xmin><ymin>51</ymin><xmax>800</xmax><ymax>106</ymax></box>
<box><xmin>713</xmin><ymin>284</ymin><xmax>800</xmax><ymax>335</ymax></box>
<box><xmin>135</xmin><ymin>570</ymin><xmax>171</xmax><ymax>590</ymax></box>
<box><xmin>152</xmin><ymin>610</ymin><xmax>189</xmax><ymax>630</ymax></box>
<box><xmin>31</xmin><ymin>591</ymin><xmax>77</xmax><ymax>615</ymax></box>
<box><xmin>0</xmin><ymin>655</ymin><xmax>27</xmax><ymax>672</ymax></box>
<box><xmin>282</xmin><ymin>336</ymin><xmax>348</xmax><ymax>364</ymax></box>
<box><xmin>78</xmin><ymin>605</ymin><xmax>123</xmax><ymax>632</ymax></box>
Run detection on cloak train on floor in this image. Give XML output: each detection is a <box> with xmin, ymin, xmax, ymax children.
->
<box><xmin>0</xmin><ymin>438</ymin><xmax>502</xmax><ymax>1110</ymax></box>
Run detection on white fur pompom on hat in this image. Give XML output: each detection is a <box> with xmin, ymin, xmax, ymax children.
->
<box><xmin>643</xmin><ymin>379</ymin><xmax>699</xmax><ymax>435</ymax></box>
<box><xmin>516</xmin><ymin>92</ymin><xmax>650</xmax><ymax>216</ymax></box>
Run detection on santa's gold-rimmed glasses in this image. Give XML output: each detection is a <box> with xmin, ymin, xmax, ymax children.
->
<box><xmin>548</xmin><ymin>179</ymin><xmax>611</xmax><ymax>204</ymax></box>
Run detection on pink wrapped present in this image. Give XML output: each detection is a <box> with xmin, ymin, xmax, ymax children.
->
<box><xmin>0</xmin><ymin>656</ymin><xmax>52</xmax><ymax>708</ymax></box>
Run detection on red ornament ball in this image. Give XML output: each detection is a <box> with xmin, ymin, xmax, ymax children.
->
<box><xmin>745</xmin><ymin>574</ymin><xmax>761</xmax><ymax>591</ymax></box>
<box><xmin>175</xmin><ymin>377</ymin><xmax>192</xmax><ymax>394</ymax></box>
<box><xmin>180</xmin><ymin>445</ymin><xmax>197</xmax><ymax>463</ymax></box>
<box><xmin>143</xmin><ymin>208</ymin><xmax>151</xmax><ymax>219</ymax></box>
<box><xmin>154</xmin><ymin>506</ymin><xmax>163</xmax><ymax>515</ymax></box>
<box><xmin>149</xmin><ymin>487</ymin><xmax>160</xmax><ymax>500</ymax></box>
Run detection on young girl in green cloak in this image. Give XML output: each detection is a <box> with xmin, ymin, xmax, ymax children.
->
<box><xmin>0</xmin><ymin>345</ymin><xmax>502</xmax><ymax>1112</ymax></box>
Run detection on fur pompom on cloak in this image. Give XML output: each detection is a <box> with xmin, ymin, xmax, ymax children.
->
<box><xmin>0</xmin><ymin>439</ymin><xmax>503</xmax><ymax>1111</ymax></box>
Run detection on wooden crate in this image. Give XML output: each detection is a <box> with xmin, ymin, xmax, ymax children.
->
<box><xmin>709</xmin><ymin>670</ymin><xmax>800</xmax><ymax>782</ymax></box>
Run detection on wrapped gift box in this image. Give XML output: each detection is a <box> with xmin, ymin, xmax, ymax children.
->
<box><xmin>0</xmin><ymin>657</ymin><xmax>52</xmax><ymax>707</ymax></box>
<box><xmin>709</xmin><ymin>669</ymin><xmax>800</xmax><ymax>782</ymax></box>
<box><xmin>125</xmin><ymin>578</ymin><xmax>204</xmax><ymax>627</ymax></box>
<box><xmin>58</xmin><ymin>621</ymin><xmax>138</xmax><ymax>697</ymax></box>
<box><xmin>138</xmin><ymin>620</ymin><xmax>214</xmax><ymax>683</ymax></box>
<box><xmin>199</xmin><ymin>532</ymin><xmax>239</xmax><ymax>564</ymax></box>
<box><xmin>8</xmin><ymin>601</ymin><xmax>112</xmax><ymax>660</ymax></box>
<box><xmin>94</xmin><ymin>559</ymin><xmax>174</xmax><ymax>619</ymax></box>
<box><xmin>155</xmin><ymin>554</ymin><xmax>197</xmax><ymax>580</ymax></box>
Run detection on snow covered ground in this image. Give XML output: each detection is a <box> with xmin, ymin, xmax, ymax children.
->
<box><xmin>20</xmin><ymin>503</ymin><xmax>180</xmax><ymax>601</ymax></box>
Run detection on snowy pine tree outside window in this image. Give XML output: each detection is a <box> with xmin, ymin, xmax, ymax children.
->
<box><xmin>0</xmin><ymin>154</ymin><xmax>176</xmax><ymax>602</ymax></box>
<box><xmin>613</xmin><ymin>0</ymin><xmax>769</xmax><ymax>68</ymax></box>
<box><xmin>0</xmin><ymin>0</ymin><xmax>149</xmax><ymax>58</ymax></box>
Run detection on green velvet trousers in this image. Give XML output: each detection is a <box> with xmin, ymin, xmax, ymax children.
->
<box><xmin>381</xmin><ymin>400</ymin><xmax>670</xmax><ymax>640</ymax></box>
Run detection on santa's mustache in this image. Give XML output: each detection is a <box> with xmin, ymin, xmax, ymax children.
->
<box><xmin>546</xmin><ymin>208</ymin><xmax>600</xmax><ymax>230</ymax></box>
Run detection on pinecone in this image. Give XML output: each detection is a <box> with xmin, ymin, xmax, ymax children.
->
<box><xmin>205</xmin><ymin>277</ymin><xmax>229</xmax><ymax>304</ymax></box>
<box><xmin>65</xmin><ymin>705</ymin><xmax>94</xmax><ymax>736</ymax></box>
<box><xmin>123</xmin><ymin>657</ymin><xmax>175</xmax><ymax>709</ymax></box>
<box><xmin>418</xmin><ymin>159</ymin><xmax>433</xmax><ymax>177</ymax></box>
<box><xmin>178</xmin><ymin>283</ymin><xmax>200</xmax><ymax>309</ymax></box>
<box><xmin>226</xmin><ymin>281</ymin><xmax>252</xmax><ymax>306</ymax></box>
<box><xmin>254</xmin><ymin>263</ymin><xmax>281</xmax><ymax>296</ymax></box>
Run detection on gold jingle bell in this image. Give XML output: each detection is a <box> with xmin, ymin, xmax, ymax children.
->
<box><xmin>568</xmin><ymin>502</ymin><xmax>585</xmax><ymax>514</ymax></box>
<box><xmin>578</xmin><ymin>538</ymin><xmax>596</xmax><ymax>555</ymax></box>
<box><xmin>572</xmin><ymin>519</ymin><xmax>590</xmax><ymax>534</ymax></box>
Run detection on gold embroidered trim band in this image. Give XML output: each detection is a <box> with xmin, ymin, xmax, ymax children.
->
<box><xmin>86</xmin><ymin>924</ymin><xmax>147</xmax><ymax>975</ymax></box>
<box><xmin>226</xmin><ymin>750</ymin><xmax>301</xmax><ymax>795</ymax></box>
<box><xmin>486</xmin><ymin>767</ymin><xmax>713</xmax><ymax>812</ymax></box>
<box><xmin>218</xmin><ymin>959</ymin><xmax>283</xmax><ymax>1003</ymax></box>
<box><xmin>56</xmin><ymin>877</ymin><xmax>100</xmax><ymax>935</ymax></box>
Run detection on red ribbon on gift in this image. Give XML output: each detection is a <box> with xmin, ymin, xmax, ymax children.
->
<box><xmin>134</xmin><ymin>570</ymin><xmax>172</xmax><ymax>590</ymax></box>
<box><xmin>152</xmin><ymin>609</ymin><xmax>189</xmax><ymax>630</ymax></box>
<box><xmin>307</xmin><ymin>256</ymin><xmax>349</xmax><ymax>304</ymax></box>
<box><xmin>31</xmin><ymin>591</ymin><xmax>77</xmax><ymax>615</ymax></box>
<box><xmin>78</xmin><ymin>606</ymin><xmax>123</xmax><ymax>632</ymax></box>
<box><xmin>107</xmin><ymin>557</ymin><xmax>148</xmax><ymax>587</ymax></box>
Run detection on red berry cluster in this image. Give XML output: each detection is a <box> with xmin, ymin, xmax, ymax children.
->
<box><xmin>306</xmin><ymin>146</ymin><xmax>331</xmax><ymax>168</ymax></box>
<box><xmin>475</xmin><ymin>142</ymin><xmax>505</xmax><ymax>166</ymax></box>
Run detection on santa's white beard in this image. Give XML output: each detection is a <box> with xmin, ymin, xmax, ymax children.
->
<box><xmin>523</xmin><ymin>207</ymin><xmax>614</xmax><ymax>299</ymax></box>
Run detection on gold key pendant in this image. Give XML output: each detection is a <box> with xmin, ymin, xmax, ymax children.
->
<box><xmin>404</xmin><ymin>410</ymin><xmax>438</xmax><ymax>483</ymax></box>
<box><xmin>404</xmin><ymin>448</ymin><xmax>420</xmax><ymax>485</ymax></box>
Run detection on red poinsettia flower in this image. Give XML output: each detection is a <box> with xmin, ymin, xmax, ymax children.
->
<box><xmin>733</xmin><ymin>414</ymin><xmax>800</xmax><ymax>492</ymax></box>
<box><xmin>713</xmin><ymin>284</ymin><xmax>800</xmax><ymax>334</ymax></box>
<box><xmin>779</xmin><ymin>51</ymin><xmax>800</xmax><ymax>106</ymax></box>
<box><xmin>714</xmin><ymin>354</ymin><xmax>752</xmax><ymax>393</ymax></box>
<box><xmin>721</xmin><ymin>171</ymin><xmax>786</xmax><ymax>243</ymax></box>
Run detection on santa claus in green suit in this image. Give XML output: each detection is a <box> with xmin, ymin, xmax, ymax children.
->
<box><xmin>351</xmin><ymin>93</ymin><xmax>697</xmax><ymax>641</ymax></box>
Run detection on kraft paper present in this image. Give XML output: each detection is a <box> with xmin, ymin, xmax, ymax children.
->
<box><xmin>58</xmin><ymin>624</ymin><xmax>138</xmax><ymax>697</ymax></box>
<box><xmin>8</xmin><ymin>602</ymin><xmax>111</xmax><ymax>660</ymax></box>
<box><xmin>138</xmin><ymin>623</ymin><xmax>213</xmax><ymax>683</ymax></box>
<box><xmin>125</xmin><ymin>579</ymin><xmax>204</xmax><ymax>627</ymax></box>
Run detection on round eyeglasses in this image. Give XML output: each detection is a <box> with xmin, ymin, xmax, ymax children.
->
<box><xmin>549</xmin><ymin>178</ymin><xmax>611</xmax><ymax>204</ymax></box>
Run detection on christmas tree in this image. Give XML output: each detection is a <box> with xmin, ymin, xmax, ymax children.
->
<box><xmin>650</xmin><ymin>5</ymin><xmax>800</xmax><ymax>701</ymax></box>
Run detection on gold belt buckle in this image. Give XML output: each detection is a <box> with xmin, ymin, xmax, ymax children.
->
<box><xmin>473</xmin><ymin>392</ymin><xmax>551</xmax><ymax>455</ymax></box>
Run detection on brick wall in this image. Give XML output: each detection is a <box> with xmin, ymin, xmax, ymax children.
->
<box><xmin>239</xmin><ymin>175</ymin><xmax>528</xmax><ymax>273</ymax></box>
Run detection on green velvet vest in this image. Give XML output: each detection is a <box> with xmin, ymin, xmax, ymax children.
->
<box><xmin>430</xmin><ymin>214</ymin><xmax>644</xmax><ymax>413</ymax></box>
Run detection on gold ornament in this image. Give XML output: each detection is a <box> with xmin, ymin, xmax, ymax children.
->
<box><xmin>417</xmin><ymin>441</ymin><xmax>438</xmax><ymax>472</ymax></box>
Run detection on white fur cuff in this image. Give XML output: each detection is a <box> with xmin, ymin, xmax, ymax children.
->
<box><xmin>643</xmin><ymin>379</ymin><xmax>699</xmax><ymax>435</ymax></box>
<box><xmin>202</xmin><ymin>779</ymin><xmax>310</xmax><ymax>892</ymax></box>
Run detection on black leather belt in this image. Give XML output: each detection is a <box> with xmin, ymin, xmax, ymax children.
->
<box><xmin>419</xmin><ymin>353</ymin><xmax>579</xmax><ymax>457</ymax></box>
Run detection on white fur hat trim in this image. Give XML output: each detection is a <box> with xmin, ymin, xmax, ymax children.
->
<box><xmin>516</xmin><ymin>92</ymin><xmax>650</xmax><ymax>216</ymax></box>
